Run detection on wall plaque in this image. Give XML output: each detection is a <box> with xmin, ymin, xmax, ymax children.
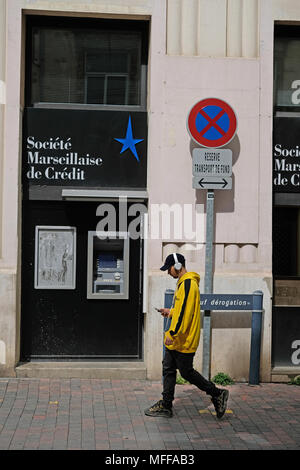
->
<box><xmin>274</xmin><ymin>279</ymin><xmax>300</xmax><ymax>306</ymax></box>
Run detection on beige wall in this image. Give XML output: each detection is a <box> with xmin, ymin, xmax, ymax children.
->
<box><xmin>0</xmin><ymin>0</ymin><xmax>299</xmax><ymax>380</ymax></box>
<box><xmin>0</xmin><ymin>0</ymin><xmax>6</xmax><ymax>372</ymax></box>
<box><xmin>0</xmin><ymin>0</ymin><xmax>22</xmax><ymax>376</ymax></box>
<box><xmin>0</xmin><ymin>0</ymin><xmax>5</xmax><ymax>261</ymax></box>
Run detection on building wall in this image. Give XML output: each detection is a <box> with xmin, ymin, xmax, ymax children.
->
<box><xmin>0</xmin><ymin>0</ymin><xmax>298</xmax><ymax>380</ymax></box>
<box><xmin>0</xmin><ymin>0</ymin><xmax>19</xmax><ymax>377</ymax></box>
<box><xmin>147</xmin><ymin>0</ymin><xmax>270</xmax><ymax>380</ymax></box>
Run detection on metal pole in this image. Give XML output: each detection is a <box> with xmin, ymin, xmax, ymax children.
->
<box><xmin>249</xmin><ymin>290</ymin><xmax>264</xmax><ymax>385</ymax></box>
<box><xmin>202</xmin><ymin>190</ymin><xmax>215</xmax><ymax>380</ymax></box>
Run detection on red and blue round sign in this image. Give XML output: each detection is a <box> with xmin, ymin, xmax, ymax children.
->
<box><xmin>187</xmin><ymin>98</ymin><xmax>237</xmax><ymax>148</ymax></box>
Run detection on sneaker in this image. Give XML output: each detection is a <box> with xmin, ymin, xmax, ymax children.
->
<box><xmin>211</xmin><ymin>389</ymin><xmax>229</xmax><ymax>419</ymax></box>
<box><xmin>144</xmin><ymin>400</ymin><xmax>173</xmax><ymax>418</ymax></box>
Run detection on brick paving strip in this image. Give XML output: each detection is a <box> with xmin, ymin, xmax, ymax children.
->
<box><xmin>0</xmin><ymin>378</ymin><xmax>299</xmax><ymax>450</ymax></box>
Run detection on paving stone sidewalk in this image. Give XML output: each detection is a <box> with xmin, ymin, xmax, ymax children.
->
<box><xmin>0</xmin><ymin>378</ymin><xmax>299</xmax><ymax>451</ymax></box>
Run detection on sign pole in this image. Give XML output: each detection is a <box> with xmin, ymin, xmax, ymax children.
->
<box><xmin>202</xmin><ymin>189</ymin><xmax>215</xmax><ymax>380</ymax></box>
<box><xmin>249</xmin><ymin>291</ymin><xmax>264</xmax><ymax>385</ymax></box>
<box><xmin>187</xmin><ymin>98</ymin><xmax>237</xmax><ymax>380</ymax></box>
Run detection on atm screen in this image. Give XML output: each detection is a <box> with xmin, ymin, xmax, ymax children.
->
<box><xmin>97</xmin><ymin>254</ymin><xmax>117</xmax><ymax>269</ymax></box>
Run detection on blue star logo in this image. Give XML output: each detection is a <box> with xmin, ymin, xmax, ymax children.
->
<box><xmin>114</xmin><ymin>115</ymin><xmax>144</xmax><ymax>162</ymax></box>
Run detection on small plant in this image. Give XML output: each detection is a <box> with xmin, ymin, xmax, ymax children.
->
<box><xmin>176</xmin><ymin>373</ymin><xmax>189</xmax><ymax>385</ymax></box>
<box><xmin>288</xmin><ymin>375</ymin><xmax>300</xmax><ymax>386</ymax></box>
<box><xmin>212</xmin><ymin>372</ymin><xmax>234</xmax><ymax>386</ymax></box>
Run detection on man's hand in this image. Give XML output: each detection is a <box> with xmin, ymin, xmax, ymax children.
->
<box><xmin>165</xmin><ymin>336</ymin><xmax>174</xmax><ymax>346</ymax></box>
<box><xmin>159</xmin><ymin>308</ymin><xmax>170</xmax><ymax>317</ymax></box>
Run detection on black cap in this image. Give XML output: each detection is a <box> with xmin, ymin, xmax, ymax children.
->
<box><xmin>160</xmin><ymin>253</ymin><xmax>185</xmax><ymax>271</ymax></box>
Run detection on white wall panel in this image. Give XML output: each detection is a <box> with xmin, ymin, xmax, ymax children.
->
<box><xmin>197</xmin><ymin>0</ymin><xmax>227</xmax><ymax>57</ymax></box>
<box><xmin>167</xmin><ymin>0</ymin><xmax>259</xmax><ymax>58</ymax></box>
<box><xmin>166</xmin><ymin>0</ymin><xmax>181</xmax><ymax>54</ymax></box>
<box><xmin>181</xmin><ymin>0</ymin><xmax>198</xmax><ymax>55</ymax></box>
<box><xmin>242</xmin><ymin>0</ymin><xmax>258</xmax><ymax>57</ymax></box>
<box><xmin>227</xmin><ymin>0</ymin><xmax>242</xmax><ymax>57</ymax></box>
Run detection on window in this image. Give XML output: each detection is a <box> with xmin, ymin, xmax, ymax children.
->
<box><xmin>84</xmin><ymin>51</ymin><xmax>130</xmax><ymax>105</ymax></box>
<box><xmin>26</xmin><ymin>16</ymin><xmax>148</xmax><ymax>109</ymax></box>
<box><xmin>274</xmin><ymin>25</ymin><xmax>300</xmax><ymax>115</ymax></box>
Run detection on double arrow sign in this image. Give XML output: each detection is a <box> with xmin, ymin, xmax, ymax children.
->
<box><xmin>197</xmin><ymin>177</ymin><xmax>230</xmax><ymax>189</ymax></box>
<box><xmin>192</xmin><ymin>148</ymin><xmax>232</xmax><ymax>190</ymax></box>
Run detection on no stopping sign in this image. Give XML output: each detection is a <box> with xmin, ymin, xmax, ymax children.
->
<box><xmin>187</xmin><ymin>98</ymin><xmax>237</xmax><ymax>148</ymax></box>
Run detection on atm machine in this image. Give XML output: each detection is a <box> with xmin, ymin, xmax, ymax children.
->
<box><xmin>87</xmin><ymin>231</ymin><xmax>130</xmax><ymax>299</ymax></box>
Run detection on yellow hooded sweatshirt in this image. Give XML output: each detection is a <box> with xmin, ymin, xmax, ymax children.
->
<box><xmin>164</xmin><ymin>272</ymin><xmax>201</xmax><ymax>353</ymax></box>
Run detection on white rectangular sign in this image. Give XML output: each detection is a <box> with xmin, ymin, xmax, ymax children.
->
<box><xmin>193</xmin><ymin>176</ymin><xmax>232</xmax><ymax>190</ymax></box>
<box><xmin>192</xmin><ymin>148</ymin><xmax>232</xmax><ymax>177</ymax></box>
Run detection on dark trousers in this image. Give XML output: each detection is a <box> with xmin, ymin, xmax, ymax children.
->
<box><xmin>162</xmin><ymin>348</ymin><xmax>220</xmax><ymax>408</ymax></box>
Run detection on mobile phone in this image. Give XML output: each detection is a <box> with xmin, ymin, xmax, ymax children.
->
<box><xmin>155</xmin><ymin>307</ymin><xmax>161</xmax><ymax>312</ymax></box>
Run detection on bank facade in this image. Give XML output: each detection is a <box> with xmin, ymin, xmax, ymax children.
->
<box><xmin>0</xmin><ymin>0</ymin><xmax>299</xmax><ymax>382</ymax></box>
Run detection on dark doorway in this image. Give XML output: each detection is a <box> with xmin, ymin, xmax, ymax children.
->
<box><xmin>20</xmin><ymin>200</ymin><xmax>144</xmax><ymax>360</ymax></box>
<box><xmin>272</xmin><ymin>206</ymin><xmax>300</xmax><ymax>367</ymax></box>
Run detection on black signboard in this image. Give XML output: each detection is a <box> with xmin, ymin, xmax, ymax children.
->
<box><xmin>22</xmin><ymin>108</ymin><xmax>148</xmax><ymax>193</ymax></box>
<box><xmin>273</xmin><ymin>117</ymin><xmax>300</xmax><ymax>192</ymax></box>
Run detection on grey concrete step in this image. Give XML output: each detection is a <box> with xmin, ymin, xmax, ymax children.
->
<box><xmin>271</xmin><ymin>366</ymin><xmax>300</xmax><ymax>382</ymax></box>
<box><xmin>15</xmin><ymin>361</ymin><xmax>147</xmax><ymax>379</ymax></box>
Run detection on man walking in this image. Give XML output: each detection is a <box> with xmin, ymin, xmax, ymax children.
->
<box><xmin>144</xmin><ymin>253</ymin><xmax>229</xmax><ymax>419</ymax></box>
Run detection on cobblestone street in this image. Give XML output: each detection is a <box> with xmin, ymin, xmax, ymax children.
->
<box><xmin>0</xmin><ymin>378</ymin><xmax>299</xmax><ymax>451</ymax></box>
